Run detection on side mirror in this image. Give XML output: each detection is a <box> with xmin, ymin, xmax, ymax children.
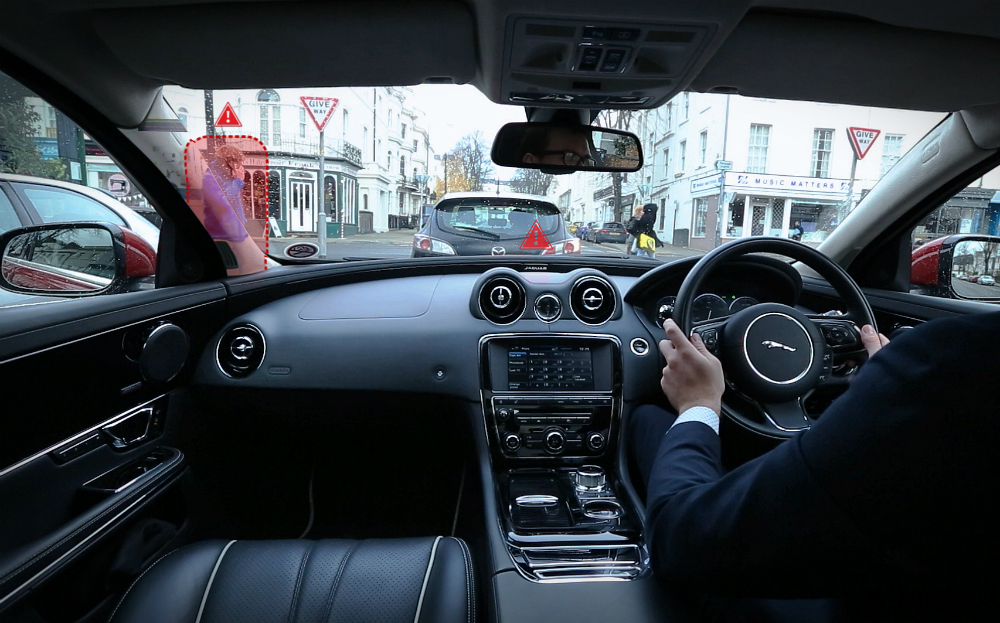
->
<box><xmin>911</xmin><ymin>234</ymin><xmax>1000</xmax><ymax>299</ymax></box>
<box><xmin>0</xmin><ymin>222</ymin><xmax>156</xmax><ymax>297</ymax></box>
<box><xmin>491</xmin><ymin>122</ymin><xmax>643</xmax><ymax>173</ymax></box>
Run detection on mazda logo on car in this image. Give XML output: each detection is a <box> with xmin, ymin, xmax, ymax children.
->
<box><xmin>491</xmin><ymin>246</ymin><xmax>506</xmax><ymax>256</ymax></box>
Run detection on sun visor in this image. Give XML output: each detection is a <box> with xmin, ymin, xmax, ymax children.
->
<box><xmin>92</xmin><ymin>0</ymin><xmax>477</xmax><ymax>89</ymax></box>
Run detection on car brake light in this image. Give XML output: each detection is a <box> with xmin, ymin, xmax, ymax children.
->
<box><xmin>418</xmin><ymin>237</ymin><xmax>431</xmax><ymax>250</ymax></box>
<box><xmin>600</xmin><ymin>229</ymin><xmax>608</xmax><ymax>233</ymax></box>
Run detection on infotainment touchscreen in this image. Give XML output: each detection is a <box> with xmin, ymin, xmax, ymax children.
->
<box><xmin>506</xmin><ymin>345</ymin><xmax>594</xmax><ymax>391</ymax></box>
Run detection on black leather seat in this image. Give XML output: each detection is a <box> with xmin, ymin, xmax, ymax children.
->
<box><xmin>109</xmin><ymin>537</ymin><xmax>474</xmax><ymax>623</ymax></box>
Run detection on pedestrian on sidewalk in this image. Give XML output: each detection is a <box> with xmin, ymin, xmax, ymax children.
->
<box><xmin>625</xmin><ymin>204</ymin><xmax>645</xmax><ymax>255</ymax></box>
<box><xmin>633</xmin><ymin>203</ymin><xmax>662</xmax><ymax>259</ymax></box>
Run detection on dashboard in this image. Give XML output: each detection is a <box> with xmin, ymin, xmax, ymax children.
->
<box><xmin>198</xmin><ymin>255</ymin><xmax>804</xmax><ymax>405</ymax></box>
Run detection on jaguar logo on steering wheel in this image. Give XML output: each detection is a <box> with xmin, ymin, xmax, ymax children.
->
<box><xmin>761</xmin><ymin>340</ymin><xmax>797</xmax><ymax>352</ymax></box>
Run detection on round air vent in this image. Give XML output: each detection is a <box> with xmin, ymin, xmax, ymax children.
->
<box><xmin>570</xmin><ymin>276</ymin><xmax>617</xmax><ymax>325</ymax></box>
<box><xmin>478</xmin><ymin>275</ymin><xmax>526</xmax><ymax>324</ymax></box>
<box><xmin>217</xmin><ymin>324</ymin><xmax>266</xmax><ymax>378</ymax></box>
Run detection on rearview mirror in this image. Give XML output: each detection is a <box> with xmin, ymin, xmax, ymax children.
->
<box><xmin>911</xmin><ymin>234</ymin><xmax>1000</xmax><ymax>299</ymax></box>
<box><xmin>0</xmin><ymin>222</ymin><xmax>156</xmax><ymax>297</ymax></box>
<box><xmin>491</xmin><ymin>122</ymin><xmax>643</xmax><ymax>173</ymax></box>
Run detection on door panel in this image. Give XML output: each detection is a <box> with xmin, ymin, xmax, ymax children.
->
<box><xmin>0</xmin><ymin>285</ymin><xmax>227</xmax><ymax>615</ymax></box>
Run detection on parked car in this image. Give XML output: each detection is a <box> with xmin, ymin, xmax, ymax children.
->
<box><xmin>412</xmin><ymin>192</ymin><xmax>580</xmax><ymax>256</ymax></box>
<box><xmin>980</xmin><ymin>275</ymin><xmax>996</xmax><ymax>286</ymax></box>
<box><xmin>575</xmin><ymin>221</ymin><xmax>598</xmax><ymax>240</ymax></box>
<box><xmin>588</xmin><ymin>221</ymin><xmax>628</xmax><ymax>243</ymax></box>
<box><xmin>567</xmin><ymin>221</ymin><xmax>584</xmax><ymax>235</ymax></box>
<box><xmin>0</xmin><ymin>173</ymin><xmax>160</xmax><ymax>249</ymax></box>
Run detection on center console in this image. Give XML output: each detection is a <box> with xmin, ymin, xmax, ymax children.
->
<box><xmin>480</xmin><ymin>334</ymin><xmax>649</xmax><ymax>582</ymax></box>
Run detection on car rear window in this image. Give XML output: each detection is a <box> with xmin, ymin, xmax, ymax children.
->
<box><xmin>435</xmin><ymin>200</ymin><xmax>562</xmax><ymax>240</ymax></box>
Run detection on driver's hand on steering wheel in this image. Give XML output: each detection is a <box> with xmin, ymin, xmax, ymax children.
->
<box><xmin>861</xmin><ymin>325</ymin><xmax>889</xmax><ymax>357</ymax></box>
<box><xmin>659</xmin><ymin>319</ymin><xmax>725</xmax><ymax>416</ymax></box>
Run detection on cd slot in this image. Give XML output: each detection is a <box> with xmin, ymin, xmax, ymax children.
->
<box><xmin>516</xmin><ymin>414</ymin><xmax>591</xmax><ymax>425</ymax></box>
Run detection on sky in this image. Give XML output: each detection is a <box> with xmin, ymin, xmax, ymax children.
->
<box><xmin>408</xmin><ymin>84</ymin><xmax>524</xmax><ymax>178</ymax></box>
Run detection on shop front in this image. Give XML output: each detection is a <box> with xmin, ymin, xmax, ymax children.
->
<box><xmin>688</xmin><ymin>173</ymin><xmax>722</xmax><ymax>252</ymax></box>
<box><xmin>267</xmin><ymin>156</ymin><xmax>360</xmax><ymax>239</ymax></box>
<box><xmin>721</xmin><ymin>172</ymin><xmax>850</xmax><ymax>244</ymax></box>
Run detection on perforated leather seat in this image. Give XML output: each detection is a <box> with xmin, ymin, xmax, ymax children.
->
<box><xmin>109</xmin><ymin>537</ymin><xmax>474</xmax><ymax>623</ymax></box>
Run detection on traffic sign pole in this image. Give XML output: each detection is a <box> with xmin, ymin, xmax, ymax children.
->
<box><xmin>318</xmin><ymin>128</ymin><xmax>327</xmax><ymax>258</ymax></box>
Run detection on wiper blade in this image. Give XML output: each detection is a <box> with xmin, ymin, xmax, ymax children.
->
<box><xmin>451</xmin><ymin>225</ymin><xmax>501</xmax><ymax>240</ymax></box>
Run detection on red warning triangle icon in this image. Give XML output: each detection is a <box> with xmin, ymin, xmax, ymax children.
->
<box><xmin>215</xmin><ymin>102</ymin><xmax>242</xmax><ymax>127</ymax></box>
<box><xmin>520</xmin><ymin>220</ymin><xmax>553</xmax><ymax>251</ymax></box>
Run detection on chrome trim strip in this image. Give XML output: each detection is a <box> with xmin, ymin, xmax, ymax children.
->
<box><xmin>741</xmin><ymin>312</ymin><xmax>814</xmax><ymax>385</ymax></box>
<box><xmin>0</xmin><ymin>394</ymin><xmax>167</xmax><ymax>478</ymax></box>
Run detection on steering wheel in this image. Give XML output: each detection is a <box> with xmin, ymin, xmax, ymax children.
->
<box><xmin>673</xmin><ymin>237</ymin><xmax>876</xmax><ymax>438</ymax></box>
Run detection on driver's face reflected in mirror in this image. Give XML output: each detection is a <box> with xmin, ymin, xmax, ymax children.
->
<box><xmin>492</xmin><ymin>122</ymin><xmax>643</xmax><ymax>172</ymax></box>
<box><xmin>521</xmin><ymin>126</ymin><xmax>596</xmax><ymax>168</ymax></box>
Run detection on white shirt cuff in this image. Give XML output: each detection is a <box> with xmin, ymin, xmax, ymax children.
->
<box><xmin>669</xmin><ymin>406</ymin><xmax>720</xmax><ymax>435</ymax></box>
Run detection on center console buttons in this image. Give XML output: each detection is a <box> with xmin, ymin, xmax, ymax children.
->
<box><xmin>504</xmin><ymin>433</ymin><xmax>522</xmax><ymax>452</ymax></box>
<box><xmin>544</xmin><ymin>429</ymin><xmax>566</xmax><ymax>453</ymax></box>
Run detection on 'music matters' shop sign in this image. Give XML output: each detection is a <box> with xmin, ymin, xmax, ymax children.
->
<box><xmin>724</xmin><ymin>172</ymin><xmax>850</xmax><ymax>199</ymax></box>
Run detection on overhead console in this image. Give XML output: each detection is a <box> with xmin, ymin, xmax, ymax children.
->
<box><xmin>500</xmin><ymin>15</ymin><xmax>717</xmax><ymax>108</ymax></box>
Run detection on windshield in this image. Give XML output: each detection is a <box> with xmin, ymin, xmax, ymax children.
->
<box><xmin>3</xmin><ymin>78</ymin><xmax>947</xmax><ymax>271</ymax></box>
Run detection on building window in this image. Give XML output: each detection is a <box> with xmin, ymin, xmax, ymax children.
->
<box><xmin>693</xmin><ymin>198</ymin><xmax>708</xmax><ymax>237</ymax></box>
<box><xmin>388</xmin><ymin>150</ymin><xmax>392</xmax><ymax>170</ymax></box>
<box><xmin>811</xmin><ymin>128</ymin><xmax>834</xmax><ymax>178</ymax></box>
<box><xmin>699</xmin><ymin>131</ymin><xmax>708</xmax><ymax>165</ymax></box>
<box><xmin>363</xmin><ymin>127</ymin><xmax>369</xmax><ymax>159</ymax></box>
<box><xmin>363</xmin><ymin>194</ymin><xmax>369</xmax><ymax>211</ymax></box>
<box><xmin>682</xmin><ymin>93</ymin><xmax>689</xmax><ymax>121</ymax></box>
<box><xmin>663</xmin><ymin>149</ymin><xmax>670</xmax><ymax>177</ymax></box>
<box><xmin>400</xmin><ymin>155</ymin><xmax>406</xmax><ymax>176</ymax></box>
<box><xmin>257</xmin><ymin>90</ymin><xmax>280</xmax><ymax>147</ymax></box>
<box><xmin>299</xmin><ymin>108</ymin><xmax>306</xmax><ymax>138</ymax></box>
<box><xmin>388</xmin><ymin>110</ymin><xmax>393</xmax><ymax>129</ymax></box>
<box><xmin>747</xmin><ymin>124</ymin><xmax>771</xmax><ymax>173</ymax></box>
<box><xmin>880</xmin><ymin>134</ymin><xmax>905</xmax><ymax>178</ymax></box>
<box><xmin>413</xmin><ymin>139</ymin><xmax>418</xmax><ymax>151</ymax></box>
<box><xmin>272</xmin><ymin>105</ymin><xmax>280</xmax><ymax>145</ymax></box>
<box><xmin>665</xmin><ymin>103</ymin><xmax>673</xmax><ymax>130</ymax></box>
<box><xmin>342</xmin><ymin>109</ymin><xmax>349</xmax><ymax>139</ymax></box>
<box><xmin>177</xmin><ymin>107</ymin><xmax>188</xmax><ymax>130</ymax></box>
<box><xmin>679</xmin><ymin>141</ymin><xmax>686</xmax><ymax>173</ymax></box>
<box><xmin>401</xmin><ymin>124</ymin><xmax>406</xmax><ymax>139</ymax></box>
<box><xmin>659</xmin><ymin>198</ymin><xmax>666</xmax><ymax>229</ymax></box>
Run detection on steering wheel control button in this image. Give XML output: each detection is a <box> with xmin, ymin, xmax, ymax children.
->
<box><xmin>695</xmin><ymin>327</ymin><xmax>720</xmax><ymax>353</ymax></box>
<box><xmin>586</xmin><ymin>431</ymin><xmax>606</xmax><ymax>451</ymax></box>
<box><xmin>533</xmin><ymin>293</ymin><xmax>562</xmax><ymax>322</ymax></box>
<box><xmin>544</xmin><ymin>429</ymin><xmax>566</xmax><ymax>453</ymax></box>
<box><xmin>629</xmin><ymin>337</ymin><xmax>649</xmax><ymax>356</ymax></box>
<box><xmin>820</xmin><ymin>323</ymin><xmax>859</xmax><ymax>347</ymax></box>
<box><xmin>503</xmin><ymin>433</ymin><xmax>522</xmax><ymax>453</ymax></box>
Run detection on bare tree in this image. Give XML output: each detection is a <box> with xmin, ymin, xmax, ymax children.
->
<box><xmin>452</xmin><ymin>132</ymin><xmax>494</xmax><ymax>192</ymax></box>
<box><xmin>509</xmin><ymin>168</ymin><xmax>554</xmax><ymax>197</ymax></box>
<box><xmin>597</xmin><ymin>109</ymin><xmax>638</xmax><ymax>222</ymax></box>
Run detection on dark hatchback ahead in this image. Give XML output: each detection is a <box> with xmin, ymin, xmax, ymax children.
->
<box><xmin>412</xmin><ymin>192</ymin><xmax>580</xmax><ymax>257</ymax></box>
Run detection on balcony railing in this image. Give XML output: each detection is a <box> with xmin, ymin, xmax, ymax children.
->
<box><xmin>398</xmin><ymin>175</ymin><xmax>419</xmax><ymax>190</ymax></box>
<box><xmin>264</xmin><ymin>136</ymin><xmax>363</xmax><ymax>167</ymax></box>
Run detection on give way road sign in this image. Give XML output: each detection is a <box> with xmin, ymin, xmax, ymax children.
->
<box><xmin>300</xmin><ymin>97</ymin><xmax>340</xmax><ymax>132</ymax></box>
<box><xmin>847</xmin><ymin>127</ymin><xmax>881</xmax><ymax>159</ymax></box>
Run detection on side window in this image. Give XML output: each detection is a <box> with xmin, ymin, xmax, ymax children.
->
<box><xmin>1</xmin><ymin>69</ymin><xmax>159</xmax><ymax>300</ymax></box>
<box><xmin>910</xmin><ymin>162</ymin><xmax>1000</xmax><ymax>300</ymax></box>
<box><xmin>20</xmin><ymin>186</ymin><xmax>127</xmax><ymax>227</ymax></box>
<box><xmin>0</xmin><ymin>188</ymin><xmax>22</xmax><ymax>234</ymax></box>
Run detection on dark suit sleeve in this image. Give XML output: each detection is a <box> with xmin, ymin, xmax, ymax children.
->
<box><xmin>646</xmin><ymin>312</ymin><xmax>1000</xmax><ymax>598</ymax></box>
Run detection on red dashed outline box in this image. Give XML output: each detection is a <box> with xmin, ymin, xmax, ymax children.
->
<box><xmin>184</xmin><ymin>135</ymin><xmax>270</xmax><ymax>271</ymax></box>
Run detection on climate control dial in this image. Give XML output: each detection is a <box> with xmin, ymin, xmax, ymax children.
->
<box><xmin>544</xmin><ymin>429</ymin><xmax>566</xmax><ymax>453</ymax></box>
